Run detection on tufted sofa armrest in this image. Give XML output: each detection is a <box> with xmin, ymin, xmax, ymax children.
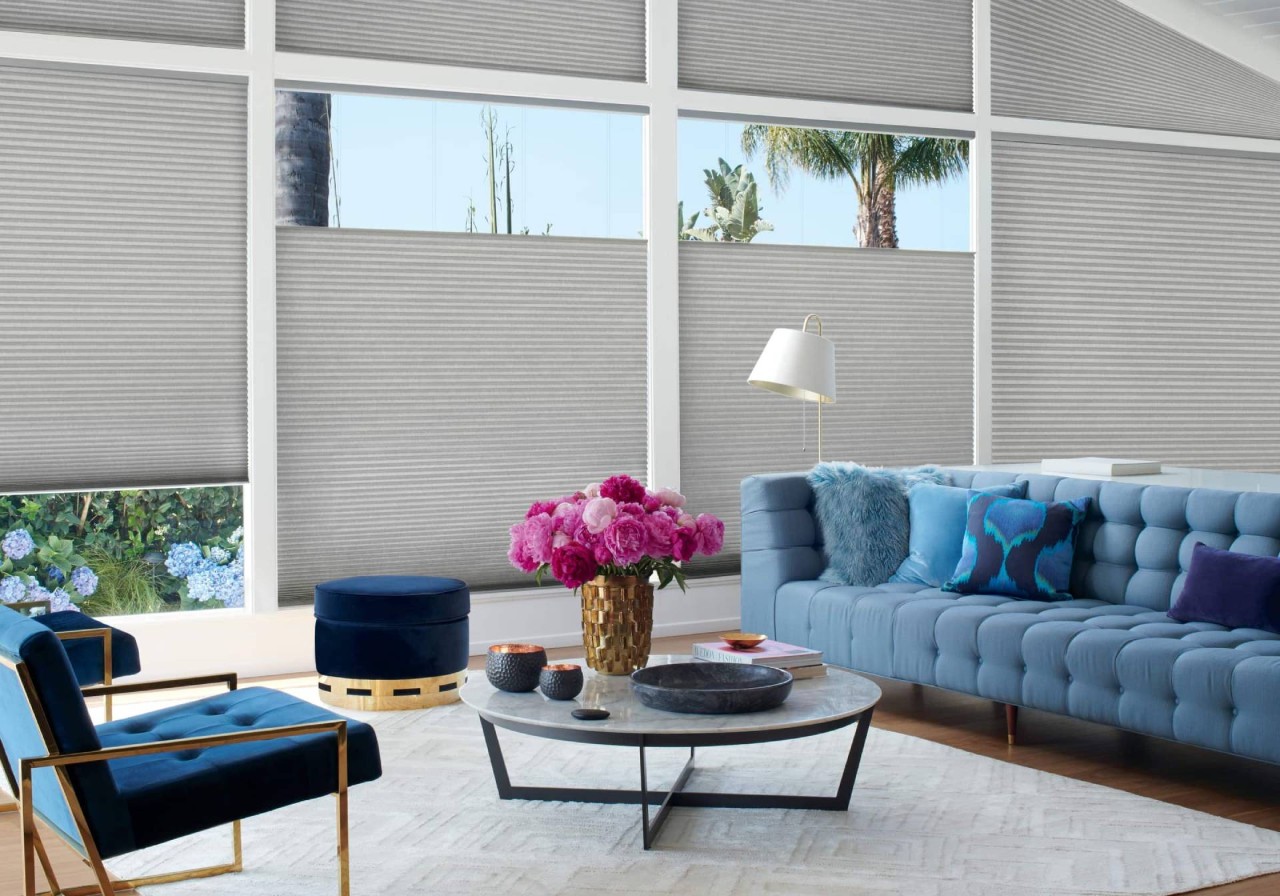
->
<box><xmin>740</xmin><ymin>472</ymin><xmax>825</xmax><ymax>635</ymax></box>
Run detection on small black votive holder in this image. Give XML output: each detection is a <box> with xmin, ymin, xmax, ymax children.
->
<box><xmin>539</xmin><ymin>663</ymin><xmax>584</xmax><ymax>701</ymax></box>
<box><xmin>486</xmin><ymin>644</ymin><xmax>547</xmax><ymax>692</ymax></box>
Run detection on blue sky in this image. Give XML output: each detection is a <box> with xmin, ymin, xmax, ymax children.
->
<box><xmin>327</xmin><ymin>94</ymin><xmax>970</xmax><ymax>250</ymax></box>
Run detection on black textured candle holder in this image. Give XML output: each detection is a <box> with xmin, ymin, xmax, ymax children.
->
<box><xmin>539</xmin><ymin>664</ymin><xmax>584</xmax><ymax>701</ymax></box>
<box><xmin>486</xmin><ymin>644</ymin><xmax>547</xmax><ymax>692</ymax></box>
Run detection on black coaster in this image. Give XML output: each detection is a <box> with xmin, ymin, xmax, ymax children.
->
<box><xmin>571</xmin><ymin>708</ymin><xmax>610</xmax><ymax>721</ymax></box>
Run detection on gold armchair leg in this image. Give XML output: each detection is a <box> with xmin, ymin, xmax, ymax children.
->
<box><xmin>337</xmin><ymin>724</ymin><xmax>350</xmax><ymax>896</ymax></box>
<box><xmin>32</xmin><ymin>833</ymin><xmax>63</xmax><ymax>896</ymax></box>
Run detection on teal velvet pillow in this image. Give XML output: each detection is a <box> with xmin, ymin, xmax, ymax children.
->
<box><xmin>891</xmin><ymin>480</ymin><xmax>1030</xmax><ymax>587</ymax></box>
<box><xmin>808</xmin><ymin>463</ymin><xmax>948</xmax><ymax>587</ymax></box>
<box><xmin>943</xmin><ymin>493</ymin><xmax>1091</xmax><ymax>601</ymax></box>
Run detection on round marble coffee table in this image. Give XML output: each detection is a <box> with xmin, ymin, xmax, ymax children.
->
<box><xmin>461</xmin><ymin>654</ymin><xmax>881</xmax><ymax>849</ymax></box>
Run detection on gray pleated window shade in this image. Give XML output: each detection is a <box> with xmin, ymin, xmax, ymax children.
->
<box><xmin>680</xmin><ymin>243</ymin><xmax>975</xmax><ymax>574</ymax></box>
<box><xmin>0</xmin><ymin>1</ymin><xmax>244</xmax><ymax>47</ymax></box>
<box><xmin>0</xmin><ymin>64</ymin><xmax>248</xmax><ymax>493</ymax></box>
<box><xmin>991</xmin><ymin>139</ymin><xmax>1280</xmax><ymax>470</ymax></box>
<box><xmin>277</xmin><ymin>0</ymin><xmax>646</xmax><ymax>82</ymax></box>
<box><xmin>992</xmin><ymin>0</ymin><xmax>1280</xmax><ymax>140</ymax></box>
<box><xmin>679</xmin><ymin>0</ymin><xmax>973</xmax><ymax>111</ymax></box>
<box><xmin>276</xmin><ymin>230</ymin><xmax>648</xmax><ymax>606</ymax></box>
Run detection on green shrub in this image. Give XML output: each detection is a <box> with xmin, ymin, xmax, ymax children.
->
<box><xmin>77</xmin><ymin>547</ymin><xmax>173</xmax><ymax>617</ymax></box>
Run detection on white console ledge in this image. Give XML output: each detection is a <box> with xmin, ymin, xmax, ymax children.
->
<box><xmin>961</xmin><ymin>463</ymin><xmax>1280</xmax><ymax>494</ymax></box>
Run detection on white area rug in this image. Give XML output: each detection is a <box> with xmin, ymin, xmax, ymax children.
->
<box><xmin>109</xmin><ymin>689</ymin><xmax>1280</xmax><ymax>896</ymax></box>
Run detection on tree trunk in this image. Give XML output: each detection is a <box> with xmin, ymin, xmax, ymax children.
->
<box><xmin>275</xmin><ymin>92</ymin><xmax>331</xmax><ymax>226</ymax></box>
<box><xmin>874</xmin><ymin>179</ymin><xmax>899</xmax><ymax>249</ymax></box>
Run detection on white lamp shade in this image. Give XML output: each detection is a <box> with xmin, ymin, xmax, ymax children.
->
<box><xmin>748</xmin><ymin>327</ymin><xmax>837</xmax><ymax>404</ymax></box>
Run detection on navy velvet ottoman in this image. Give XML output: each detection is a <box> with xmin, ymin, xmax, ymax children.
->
<box><xmin>314</xmin><ymin>575</ymin><xmax>470</xmax><ymax>711</ymax></box>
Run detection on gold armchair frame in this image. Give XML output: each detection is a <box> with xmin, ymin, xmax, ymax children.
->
<box><xmin>0</xmin><ymin>659</ymin><xmax>352</xmax><ymax>896</ymax></box>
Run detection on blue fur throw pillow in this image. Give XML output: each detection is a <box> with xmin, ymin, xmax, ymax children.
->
<box><xmin>808</xmin><ymin>462</ymin><xmax>949</xmax><ymax>586</ymax></box>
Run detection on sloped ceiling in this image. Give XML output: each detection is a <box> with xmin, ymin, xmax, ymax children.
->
<box><xmin>1195</xmin><ymin>1</ymin><xmax>1280</xmax><ymax>44</ymax></box>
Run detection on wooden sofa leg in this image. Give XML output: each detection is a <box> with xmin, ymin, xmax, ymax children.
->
<box><xmin>1005</xmin><ymin>704</ymin><xmax>1019</xmax><ymax>746</ymax></box>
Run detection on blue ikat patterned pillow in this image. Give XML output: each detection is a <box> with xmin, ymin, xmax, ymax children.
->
<box><xmin>943</xmin><ymin>493</ymin><xmax>1091</xmax><ymax>601</ymax></box>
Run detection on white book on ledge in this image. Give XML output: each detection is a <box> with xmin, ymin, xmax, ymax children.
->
<box><xmin>1040</xmin><ymin>456</ymin><xmax>1163</xmax><ymax>477</ymax></box>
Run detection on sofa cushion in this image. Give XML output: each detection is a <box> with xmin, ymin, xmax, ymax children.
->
<box><xmin>892</xmin><ymin>481</ymin><xmax>1030</xmax><ymax>587</ymax></box>
<box><xmin>808</xmin><ymin>463</ymin><xmax>947</xmax><ymax>586</ymax></box>
<box><xmin>945</xmin><ymin>494</ymin><xmax>1091</xmax><ymax>601</ymax></box>
<box><xmin>1168</xmin><ymin>542</ymin><xmax>1280</xmax><ymax>633</ymax></box>
<box><xmin>97</xmin><ymin>686</ymin><xmax>381</xmax><ymax>856</ymax></box>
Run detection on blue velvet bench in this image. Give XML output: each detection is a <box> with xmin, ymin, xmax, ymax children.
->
<box><xmin>314</xmin><ymin>575</ymin><xmax>470</xmax><ymax>711</ymax></box>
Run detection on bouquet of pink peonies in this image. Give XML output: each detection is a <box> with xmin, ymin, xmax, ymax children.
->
<box><xmin>507</xmin><ymin>474</ymin><xmax>725</xmax><ymax>591</ymax></box>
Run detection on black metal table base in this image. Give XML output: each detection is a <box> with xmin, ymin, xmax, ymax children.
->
<box><xmin>479</xmin><ymin>708</ymin><xmax>874</xmax><ymax>849</ymax></box>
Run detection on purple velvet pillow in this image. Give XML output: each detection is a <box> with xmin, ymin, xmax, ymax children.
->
<box><xmin>1168</xmin><ymin>542</ymin><xmax>1280</xmax><ymax>633</ymax></box>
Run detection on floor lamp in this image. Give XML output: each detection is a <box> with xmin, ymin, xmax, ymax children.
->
<box><xmin>747</xmin><ymin>314</ymin><xmax>837</xmax><ymax>461</ymax></box>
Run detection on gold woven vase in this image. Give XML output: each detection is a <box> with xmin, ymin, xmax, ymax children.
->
<box><xmin>580</xmin><ymin>574</ymin><xmax>654</xmax><ymax>675</ymax></box>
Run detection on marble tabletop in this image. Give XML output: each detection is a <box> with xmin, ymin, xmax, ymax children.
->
<box><xmin>461</xmin><ymin>654</ymin><xmax>881</xmax><ymax>737</ymax></box>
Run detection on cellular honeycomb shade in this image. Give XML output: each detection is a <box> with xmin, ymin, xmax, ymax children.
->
<box><xmin>991</xmin><ymin>139</ymin><xmax>1280</xmax><ymax>470</ymax></box>
<box><xmin>276</xmin><ymin>229</ymin><xmax>648</xmax><ymax>605</ymax></box>
<box><xmin>0</xmin><ymin>64</ymin><xmax>248</xmax><ymax>493</ymax></box>
<box><xmin>0</xmin><ymin>0</ymin><xmax>244</xmax><ymax>47</ymax></box>
<box><xmin>276</xmin><ymin>0</ymin><xmax>646</xmax><ymax>82</ymax></box>
<box><xmin>678</xmin><ymin>0</ymin><xmax>973</xmax><ymax>111</ymax></box>
<box><xmin>679</xmin><ymin>243</ymin><xmax>975</xmax><ymax>575</ymax></box>
<box><xmin>992</xmin><ymin>0</ymin><xmax>1280</xmax><ymax>140</ymax></box>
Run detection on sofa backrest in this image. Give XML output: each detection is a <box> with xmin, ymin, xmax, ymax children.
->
<box><xmin>944</xmin><ymin>469</ymin><xmax>1280</xmax><ymax>610</ymax></box>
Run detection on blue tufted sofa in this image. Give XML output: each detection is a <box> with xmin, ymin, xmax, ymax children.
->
<box><xmin>741</xmin><ymin>468</ymin><xmax>1280</xmax><ymax>765</ymax></box>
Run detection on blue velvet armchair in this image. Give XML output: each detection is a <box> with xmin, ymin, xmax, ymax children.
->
<box><xmin>0</xmin><ymin>605</ymin><xmax>382</xmax><ymax>896</ymax></box>
<box><xmin>9</xmin><ymin>599</ymin><xmax>142</xmax><ymax>721</ymax></box>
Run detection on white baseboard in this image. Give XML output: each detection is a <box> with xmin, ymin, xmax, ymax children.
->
<box><xmin>106</xmin><ymin>575</ymin><xmax>742</xmax><ymax>683</ymax></box>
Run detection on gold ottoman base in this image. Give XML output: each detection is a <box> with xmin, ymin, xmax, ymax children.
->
<box><xmin>318</xmin><ymin>670</ymin><xmax>466</xmax><ymax>711</ymax></box>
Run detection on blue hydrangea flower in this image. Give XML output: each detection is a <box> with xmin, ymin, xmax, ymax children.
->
<box><xmin>229</xmin><ymin>527</ymin><xmax>244</xmax><ymax>545</ymax></box>
<box><xmin>2</xmin><ymin>529</ymin><xmax>36</xmax><ymax>561</ymax></box>
<box><xmin>70</xmin><ymin>566</ymin><xmax>98</xmax><ymax>597</ymax></box>
<box><xmin>0</xmin><ymin>577</ymin><xmax>27</xmax><ymax>604</ymax></box>
<box><xmin>186</xmin><ymin>568</ymin><xmax>218</xmax><ymax>603</ymax></box>
<box><xmin>25</xmin><ymin>583</ymin><xmax>52</xmax><ymax>604</ymax></box>
<box><xmin>166</xmin><ymin>542</ymin><xmax>207</xmax><ymax>578</ymax></box>
<box><xmin>46</xmin><ymin>566</ymin><xmax>66</xmax><ymax>585</ymax></box>
<box><xmin>48</xmin><ymin>588</ymin><xmax>74</xmax><ymax>613</ymax></box>
<box><xmin>209</xmin><ymin>546</ymin><xmax>230</xmax><ymax>564</ymax></box>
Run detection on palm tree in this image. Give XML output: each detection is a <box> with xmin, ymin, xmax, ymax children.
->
<box><xmin>276</xmin><ymin>91</ymin><xmax>331</xmax><ymax>226</ymax></box>
<box><xmin>740</xmin><ymin>127</ymin><xmax>968</xmax><ymax>248</ymax></box>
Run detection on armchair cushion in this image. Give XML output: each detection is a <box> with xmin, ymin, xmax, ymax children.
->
<box><xmin>34</xmin><ymin>611</ymin><xmax>141</xmax><ymax>686</ymax></box>
<box><xmin>96</xmin><ymin>687</ymin><xmax>381</xmax><ymax>856</ymax></box>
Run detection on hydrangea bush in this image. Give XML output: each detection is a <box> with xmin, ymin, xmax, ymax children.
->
<box><xmin>0</xmin><ymin>528</ymin><xmax>98</xmax><ymax>613</ymax></box>
<box><xmin>508</xmin><ymin>475</ymin><xmax>724</xmax><ymax>591</ymax></box>
<box><xmin>165</xmin><ymin>527</ymin><xmax>245</xmax><ymax>609</ymax></box>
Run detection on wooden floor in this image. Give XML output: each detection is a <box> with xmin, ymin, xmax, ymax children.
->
<box><xmin>4</xmin><ymin>633</ymin><xmax>1279</xmax><ymax>895</ymax></box>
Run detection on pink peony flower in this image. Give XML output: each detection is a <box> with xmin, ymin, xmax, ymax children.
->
<box><xmin>656</xmin><ymin>487</ymin><xmax>685</xmax><ymax>508</ymax></box>
<box><xmin>661</xmin><ymin>506</ymin><xmax>682</xmax><ymax>522</ymax></box>
<box><xmin>582</xmin><ymin>497</ymin><xmax>618</xmax><ymax>535</ymax></box>
<box><xmin>524</xmin><ymin>513</ymin><xmax>556</xmax><ymax>564</ymax></box>
<box><xmin>644</xmin><ymin>512</ymin><xmax>675</xmax><ymax>557</ymax></box>
<box><xmin>551</xmin><ymin>542</ymin><xmax>597</xmax><ymax>590</ymax></box>
<box><xmin>616</xmin><ymin>501</ymin><xmax>646</xmax><ymax>518</ymax></box>
<box><xmin>676</xmin><ymin>513</ymin><xmax>696</xmax><ymax>529</ymax></box>
<box><xmin>672</xmin><ymin>525</ymin><xmax>699</xmax><ymax>563</ymax></box>
<box><xmin>584</xmin><ymin>482</ymin><xmax>601</xmax><ymax>498</ymax></box>
<box><xmin>604</xmin><ymin>515</ymin><xmax>648</xmax><ymax>566</ymax></box>
<box><xmin>593</xmin><ymin>542</ymin><xmax>614</xmax><ymax>566</ymax></box>
<box><xmin>696</xmin><ymin>514</ymin><xmax>725</xmax><ymax>556</ymax></box>
<box><xmin>600</xmin><ymin>474</ymin><xmax>646</xmax><ymax>504</ymax></box>
<box><xmin>507</xmin><ymin>523</ymin><xmax>539</xmax><ymax>573</ymax></box>
<box><xmin>552</xmin><ymin>531</ymin><xmax>571</xmax><ymax>549</ymax></box>
<box><xmin>553</xmin><ymin>501</ymin><xmax>585</xmax><ymax>539</ymax></box>
<box><xmin>526</xmin><ymin>499</ymin><xmax>559</xmax><ymax>519</ymax></box>
<box><xmin>642</xmin><ymin>494</ymin><xmax>662</xmax><ymax>512</ymax></box>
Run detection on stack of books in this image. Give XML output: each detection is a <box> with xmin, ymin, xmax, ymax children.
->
<box><xmin>691</xmin><ymin>639</ymin><xmax>826</xmax><ymax>679</ymax></box>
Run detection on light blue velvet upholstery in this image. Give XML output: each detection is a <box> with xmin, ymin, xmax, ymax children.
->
<box><xmin>741</xmin><ymin>469</ymin><xmax>1280</xmax><ymax>765</ymax></box>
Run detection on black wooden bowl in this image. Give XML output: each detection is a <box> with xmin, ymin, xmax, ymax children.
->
<box><xmin>630</xmin><ymin>662</ymin><xmax>792</xmax><ymax>714</ymax></box>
